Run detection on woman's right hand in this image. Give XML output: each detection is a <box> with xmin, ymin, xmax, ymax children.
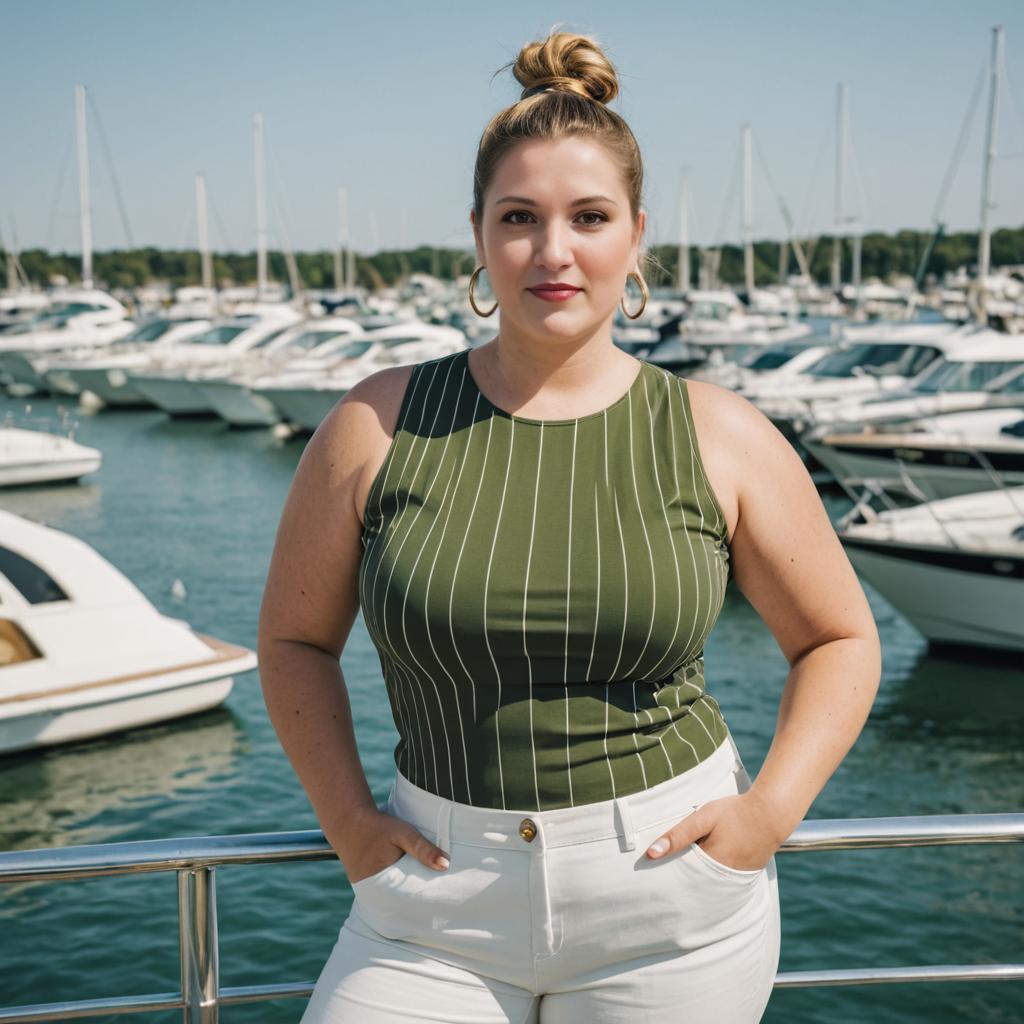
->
<box><xmin>335</xmin><ymin>804</ymin><xmax>451</xmax><ymax>884</ymax></box>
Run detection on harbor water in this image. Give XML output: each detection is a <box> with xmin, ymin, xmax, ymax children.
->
<box><xmin>0</xmin><ymin>387</ymin><xmax>1020</xmax><ymax>1023</ymax></box>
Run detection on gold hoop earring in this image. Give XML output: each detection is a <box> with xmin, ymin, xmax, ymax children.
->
<box><xmin>468</xmin><ymin>265</ymin><xmax>498</xmax><ymax>317</ymax></box>
<box><xmin>620</xmin><ymin>270</ymin><xmax>649</xmax><ymax>320</ymax></box>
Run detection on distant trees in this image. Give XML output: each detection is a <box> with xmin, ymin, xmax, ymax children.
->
<box><xmin>5</xmin><ymin>226</ymin><xmax>1022</xmax><ymax>292</ymax></box>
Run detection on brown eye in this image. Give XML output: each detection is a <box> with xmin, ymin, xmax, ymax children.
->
<box><xmin>502</xmin><ymin>211</ymin><xmax>533</xmax><ymax>224</ymax></box>
<box><xmin>577</xmin><ymin>211</ymin><xmax>607</xmax><ymax>226</ymax></box>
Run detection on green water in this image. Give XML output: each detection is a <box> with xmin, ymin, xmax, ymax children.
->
<box><xmin>0</xmin><ymin>389</ymin><xmax>1020</xmax><ymax>1022</ymax></box>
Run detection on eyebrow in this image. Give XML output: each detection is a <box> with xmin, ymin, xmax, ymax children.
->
<box><xmin>494</xmin><ymin>195</ymin><xmax>618</xmax><ymax>207</ymax></box>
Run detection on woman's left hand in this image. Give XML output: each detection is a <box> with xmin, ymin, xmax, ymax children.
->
<box><xmin>645</xmin><ymin>791</ymin><xmax>782</xmax><ymax>871</ymax></box>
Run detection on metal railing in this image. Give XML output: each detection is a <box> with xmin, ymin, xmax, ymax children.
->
<box><xmin>1</xmin><ymin>812</ymin><xmax>1022</xmax><ymax>1022</ymax></box>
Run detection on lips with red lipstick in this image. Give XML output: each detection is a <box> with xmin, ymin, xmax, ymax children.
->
<box><xmin>527</xmin><ymin>282</ymin><xmax>582</xmax><ymax>302</ymax></box>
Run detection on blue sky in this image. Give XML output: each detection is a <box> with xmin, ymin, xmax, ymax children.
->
<box><xmin>2</xmin><ymin>0</ymin><xmax>1022</xmax><ymax>257</ymax></box>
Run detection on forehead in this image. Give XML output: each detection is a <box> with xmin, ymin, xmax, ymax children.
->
<box><xmin>487</xmin><ymin>136</ymin><xmax>625</xmax><ymax>204</ymax></box>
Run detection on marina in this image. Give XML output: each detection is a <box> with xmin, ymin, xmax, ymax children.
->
<box><xmin>1</xmin><ymin>5</ymin><xmax>1022</xmax><ymax>1021</ymax></box>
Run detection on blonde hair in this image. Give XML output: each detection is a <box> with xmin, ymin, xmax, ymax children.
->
<box><xmin>473</xmin><ymin>28</ymin><xmax>645</xmax><ymax>229</ymax></box>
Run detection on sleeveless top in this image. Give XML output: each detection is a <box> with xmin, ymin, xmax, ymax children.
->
<box><xmin>358</xmin><ymin>346</ymin><xmax>731</xmax><ymax>812</ymax></box>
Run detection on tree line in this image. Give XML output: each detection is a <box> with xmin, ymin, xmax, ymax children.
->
<box><xmin>4</xmin><ymin>225</ymin><xmax>1022</xmax><ymax>293</ymax></box>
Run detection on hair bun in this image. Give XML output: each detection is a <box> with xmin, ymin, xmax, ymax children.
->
<box><xmin>512</xmin><ymin>30</ymin><xmax>619</xmax><ymax>105</ymax></box>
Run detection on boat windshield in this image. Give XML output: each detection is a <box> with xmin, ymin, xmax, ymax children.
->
<box><xmin>284</xmin><ymin>329</ymin><xmax>349</xmax><ymax>352</ymax></box>
<box><xmin>741</xmin><ymin>345</ymin><xmax>805</xmax><ymax>371</ymax></box>
<box><xmin>0</xmin><ymin>303</ymin><xmax>110</xmax><ymax>335</ymax></box>
<box><xmin>806</xmin><ymin>343</ymin><xmax>939</xmax><ymax>379</ymax></box>
<box><xmin>912</xmin><ymin>358</ymin><xmax>1022</xmax><ymax>394</ymax></box>
<box><xmin>188</xmin><ymin>324</ymin><xmax>248</xmax><ymax>345</ymax></box>
<box><xmin>986</xmin><ymin>365</ymin><xmax>1024</xmax><ymax>394</ymax></box>
<box><xmin>121</xmin><ymin>319</ymin><xmax>175</xmax><ymax>343</ymax></box>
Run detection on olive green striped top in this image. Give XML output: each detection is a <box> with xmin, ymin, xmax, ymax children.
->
<box><xmin>358</xmin><ymin>346</ymin><xmax>731</xmax><ymax>812</ymax></box>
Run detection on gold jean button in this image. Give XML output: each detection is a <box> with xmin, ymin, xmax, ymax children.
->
<box><xmin>519</xmin><ymin>817</ymin><xmax>537</xmax><ymax>842</ymax></box>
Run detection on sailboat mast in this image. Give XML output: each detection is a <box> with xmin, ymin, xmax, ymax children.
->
<box><xmin>742</xmin><ymin>123</ymin><xmax>754</xmax><ymax>296</ymax></box>
<box><xmin>977</xmin><ymin>24</ymin><xmax>1003</xmax><ymax>324</ymax></box>
<box><xmin>677</xmin><ymin>172</ymin><xmax>690</xmax><ymax>292</ymax></box>
<box><xmin>831</xmin><ymin>83</ymin><xmax>846</xmax><ymax>295</ymax></box>
<box><xmin>195</xmin><ymin>173</ymin><xmax>215</xmax><ymax>309</ymax></box>
<box><xmin>253</xmin><ymin>113</ymin><xmax>268</xmax><ymax>301</ymax></box>
<box><xmin>337</xmin><ymin>185</ymin><xmax>349</xmax><ymax>292</ymax></box>
<box><xmin>75</xmin><ymin>84</ymin><xmax>93</xmax><ymax>289</ymax></box>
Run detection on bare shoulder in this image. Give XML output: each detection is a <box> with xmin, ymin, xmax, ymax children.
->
<box><xmin>310</xmin><ymin>363</ymin><xmax>416</xmax><ymax>527</ymax></box>
<box><xmin>682</xmin><ymin>376</ymin><xmax>803</xmax><ymax>542</ymax></box>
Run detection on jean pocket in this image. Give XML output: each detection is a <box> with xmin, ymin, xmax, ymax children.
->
<box><xmin>687</xmin><ymin>838</ymin><xmax>764</xmax><ymax>882</ymax></box>
<box><xmin>349</xmin><ymin>850</ymin><xmax>412</xmax><ymax>889</ymax></box>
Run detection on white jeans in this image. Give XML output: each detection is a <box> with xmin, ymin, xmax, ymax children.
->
<box><xmin>301</xmin><ymin>732</ymin><xmax>781</xmax><ymax>1023</ymax></box>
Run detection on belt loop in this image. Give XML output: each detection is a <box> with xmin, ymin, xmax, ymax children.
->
<box><xmin>436</xmin><ymin>800</ymin><xmax>452</xmax><ymax>854</ymax></box>
<box><xmin>613</xmin><ymin>796</ymin><xmax>636</xmax><ymax>851</ymax></box>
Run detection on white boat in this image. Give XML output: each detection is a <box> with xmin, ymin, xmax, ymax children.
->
<box><xmin>804</xmin><ymin>327</ymin><xmax>1024</xmax><ymax>433</ymax></box>
<box><xmin>189</xmin><ymin>316</ymin><xmax>367</xmax><ymax>427</ymax></box>
<box><xmin>0</xmin><ymin>425</ymin><xmax>102</xmax><ymax>487</ymax></box>
<box><xmin>838</xmin><ymin>487</ymin><xmax>1024</xmax><ymax>651</ymax></box>
<box><xmin>805</xmin><ymin>398</ymin><xmax>1024</xmax><ymax>500</ymax></box>
<box><xmin>125</xmin><ymin>307</ymin><xmax>303</xmax><ymax>415</ymax></box>
<box><xmin>748</xmin><ymin>328</ymin><xmax>969</xmax><ymax>436</ymax></box>
<box><xmin>41</xmin><ymin>317</ymin><xmax>213</xmax><ymax>404</ymax></box>
<box><xmin>670</xmin><ymin>289</ymin><xmax>814</xmax><ymax>347</ymax></box>
<box><xmin>690</xmin><ymin>342</ymin><xmax>835</xmax><ymax>390</ymax></box>
<box><xmin>0</xmin><ymin>290</ymin><xmax>136</xmax><ymax>393</ymax></box>
<box><xmin>0</xmin><ymin>510</ymin><xmax>257</xmax><ymax>754</ymax></box>
<box><xmin>255</xmin><ymin>323</ymin><xmax>467</xmax><ymax>432</ymax></box>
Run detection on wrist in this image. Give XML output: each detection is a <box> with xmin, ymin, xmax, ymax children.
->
<box><xmin>743</xmin><ymin>785</ymin><xmax>805</xmax><ymax>846</ymax></box>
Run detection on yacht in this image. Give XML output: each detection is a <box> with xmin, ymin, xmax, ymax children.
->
<box><xmin>0</xmin><ymin>290</ymin><xmax>136</xmax><ymax>394</ymax></box>
<box><xmin>838</xmin><ymin>486</ymin><xmax>1024</xmax><ymax>652</ymax></box>
<box><xmin>805</xmin><ymin>380</ymin><xmax>1024</xmax><ymax>500</ymax></box>
<box><xmin>190</xmin><ymin>316</ymin><xmax>367</xmax><ymax>427</ymax></box>
<box><xmin>40</xmin><ymin>317</ymin><xmax>213</xmax><ymax>404</ymax></box>
<box><xmin>125</xmin><ymin>307</ymin><xmax>303</xmax><ymax>415</ymax></box>
<box><xmin>748</xmin><ymin>331</ymin><xmax>963</xmax><ymax>441</ymax></box>
<box><xmin>807</xmin><ymin>327</ymin><xmax>1024</xmax><ymax>433</ymax></box>
<box><xmin>0</xmin><ymin>510</ymin><xmax>257</xmax><ymax>754</ymax></box>
<box><xmin>254</xmin><ymin>323</ymin><xmax>467</xmax><ymax>433</ymax></box>
<box><xmin>0</xmin><ymin>424</ymin><xmax>102</xmax><ymax>487</ymax></box>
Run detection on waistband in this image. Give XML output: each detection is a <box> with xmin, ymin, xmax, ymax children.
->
<box><xmin>382</xmin><ymin>731</ymin><xmax>746</xmax><ymax>856</ymax></box>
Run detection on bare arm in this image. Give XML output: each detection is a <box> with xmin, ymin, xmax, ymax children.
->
<box><xmin>647</xmin><ymin>381</ymin><xmax>881</xmax><ymax>864</ymax></box>
<box><xmin>258</xmin><ymin>365</ymin><xmax>450</xmax><ymax>880</ymax></box>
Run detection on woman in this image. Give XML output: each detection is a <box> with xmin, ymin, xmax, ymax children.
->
<box><xmin>259</xmin><ymin>29</ymin><xmax>881</xmax><ymax>1024</ymax></box>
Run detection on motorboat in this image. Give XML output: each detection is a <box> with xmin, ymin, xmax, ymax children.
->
<box><xmin>804</xmin><ymin>381</ymin><xmax>1024</xmax><ymax>499</ymax></box>
<box><xmin>189</xmin><ymin>316</ymin><xmax>367</xmax><ymax>427</ymax></box>
<box><xmin>669</xmin><ymin>289</ymin><xmax>814</xmax><ymax>347</ymax></box>
<box><xmin>0</xmin><ymin>424</ymin><xmax>101</xmax><ymax>487</ymax></box>
<box><xmin>0</xmin><ymin>509</ymin><xmax>257</xmax><ymax>754</ymax></box>
<box><xmin>254</xmin><ymin>323</ymin><xmax>467</xmax><ymax>432</ymax></box>
<box><xmin>125</xmin><ymin>306</ymin><xmax>304</xmax><ymax>415</ymax></box>
<box><xmin>0</xmin><ymin>290</ymin><xmax>136</xmax><ymax>394</ymax></box>
<box><xmin>748</xmin><ymin>329</ymin><xmax>966</xmax><ymax>440</ymax></box>
<box><xmin>690</xmin><ymin>341</ymin><xmax>835</xmax><ymax>390</ymax></box>
<box><xmin>803</xmin><ymin>327</ymin><xmax>1024</xmax><ymax>434</ymax></box>
<box><xmin>837</xmin><ymin>486</ymin><xmax>1024</xmax><ymax>652</ymax></box>
<box><xmin>40</xmin><ymin>317</ymin><xmax>213</xmax><ymax>404</ymax></box>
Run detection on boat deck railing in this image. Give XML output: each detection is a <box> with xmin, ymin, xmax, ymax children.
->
<box><xmin>0</xmin><ymin>812</ymin><xmax>1021</xmax><ymax>1022</ymax></box>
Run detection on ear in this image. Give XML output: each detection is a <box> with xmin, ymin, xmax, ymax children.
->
<box><xmin>470</xmin><ymin>208</ymin><xmax>485</xmax><ymax>267</ymax></box>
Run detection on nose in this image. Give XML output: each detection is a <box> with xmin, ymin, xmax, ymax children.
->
<box><xmin>534</xmin><ymin>220</ymin><xmax>573</xmax><ymax>270</ymax></box>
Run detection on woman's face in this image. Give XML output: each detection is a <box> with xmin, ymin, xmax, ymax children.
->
<box><xmin>471</xmin><ymin>135</ymin><xmax>645</xmax><ymax>342</ymax></box>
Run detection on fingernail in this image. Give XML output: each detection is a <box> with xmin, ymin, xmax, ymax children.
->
<box><xmin>436</xmin><ymin>856</ymin><xmax>450</xmax><ymax>870</ymax></box>
<box><xmin>648</xmin><ymin>839</ymin><xmax>668</xmax><ymax>856</ymax></box>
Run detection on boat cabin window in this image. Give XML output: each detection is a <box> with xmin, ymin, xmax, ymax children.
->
<box><xmin>189</xmin><ymin>324</ymin><xmax>248</xmax><ymax>345</ymax></box>
<box><xmin>0</xmin><ymin>620</ymin><xmax>42</xmax><ymax>668</ymax></box>
<box><xmin>914</xmin><ymin>359</ymin><xmax>1021</xmax><ymax>393</ymax></box>
<box><xmin>122</xmin><ymin>319</ymin><xmax>175</xmax><ymax>343</ymax></box>
<box><xmin>808</xmin><ymin>343</ymin><xmax>941</xmax><ymax>379</ymax></box>
<box><xmin>0</xmin><ymin>546</ymin><xmax>70</xmax><ymax>604</ymax></box>
<box><xmin>250</xmin><ymin>326</ymin><xmax>291</xmax><ymax>348</ymax></box>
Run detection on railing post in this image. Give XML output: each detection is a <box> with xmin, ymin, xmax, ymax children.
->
<box><xmin>178</xmin><ymin>866</ymin><xmax>220</xmax><ymax>1023</ymax></box>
